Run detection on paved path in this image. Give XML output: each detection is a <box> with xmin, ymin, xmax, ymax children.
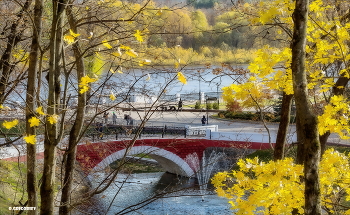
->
<box><xmin>124</xmin><ymin>109</ymin><xmax>348</xmax><ymax>145</ymax></box>
<box><xmin>1</xmin><ymin>110</ymin><xmax>349</xmax><ymax>160</ymax></box>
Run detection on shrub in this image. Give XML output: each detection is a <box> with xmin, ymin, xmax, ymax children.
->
<box><xmin>226</xmin><ymin>100</ymin><xmax>242</xmax><ymax>112</ymax></box>
<box><xmin>194</xmin><ymin>101</ymin><xmax>201</xmax><ymax>109</ymax></box>
<box><xmin>212</xmin><ymin>149</ymin><xmax>350</xmax><ymax>214</ymax></box>
<box><xmin>206</xmin><ymin>102</ymin><xmax>212</xmax><ymax>110</ymax></box>
<box><xmin>212</xmin><ymin>102</ymin><xmax>219</xmax><ymax>110</ymax></box>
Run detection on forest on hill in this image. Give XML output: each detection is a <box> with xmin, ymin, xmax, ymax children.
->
<box><xmin>117</xmin><ymin>0</ymin><xmax>280</xmax><ymax>65</ymax></box>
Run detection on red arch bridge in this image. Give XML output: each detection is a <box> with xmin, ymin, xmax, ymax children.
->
<box><xmin>76</xmin><ymin>139</ymin><xmax>272</xmax><ymax>177</ymax></box>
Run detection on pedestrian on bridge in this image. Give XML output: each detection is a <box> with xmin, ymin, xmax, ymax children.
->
<box><xmin>178</xmin><ymin>99</ymin><xmax>183</xmax><ymax>111</ymax></box>
<box><xmin>112</xmin><ymin>112</ymin><xmax>117</xmax><ymax>124</ymax></box>
<box><xmin>201</xmin><ymin>115</ymin><xmax>207</xmax><ymax>126</ymax></box>
<box><xmin>103</xmin><ymin>112</ymin><xmax>109</xmax><ymax>124</ymax></box>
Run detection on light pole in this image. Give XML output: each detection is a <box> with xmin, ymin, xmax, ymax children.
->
<box><xmin>198</xmin><ymin>70</ymin><xmax>201</xmax><ymax>102</ymax></box>
<box><xmin>216</xmin><ymin>83</ymin><xmax>220</xmax><ymax>107</ymax></box>
<box><xmin>205</xmin><ymin>95</ymin><xmax>208</xmax><ymax>125</ymax></box>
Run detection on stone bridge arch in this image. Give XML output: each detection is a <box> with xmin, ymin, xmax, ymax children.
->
<box><xmin>90</xmin><ymin>146</ymin><xmax>195</xmax><ymax>177</ymax></box>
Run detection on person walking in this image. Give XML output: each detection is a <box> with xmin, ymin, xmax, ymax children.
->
<box><xmin>201</xmin><ymin>115</ymin><xmax>207</xmax><ymax>126</ymax></box>
<box><xmin>124</xmin><ymin>114</ymin><xmax>130</xmax><ymax>125</ymax></box>
<box><xmin>178</xmin><ymin>99</ymin><xmax>183</xmax><ymax>111</ymax></box>
<box><xmin>103</xmin><ymin>112</ymin><xmax>109</xmax><ymax>124</ymax></box>
<box><xmin>112</xmin><ymin>112</ymin><xmax>117</xmax><ymax>124</ymax></box>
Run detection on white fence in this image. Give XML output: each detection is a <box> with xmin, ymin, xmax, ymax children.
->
<box><xmin>206</xmin><ymin>131</ymin><xmax>297</xmax><ymax>143</ymax></box>
<box><xmin>185</xmin><ymin>125</ymin><xmax>218</xmax><ymax>136</ymax></box>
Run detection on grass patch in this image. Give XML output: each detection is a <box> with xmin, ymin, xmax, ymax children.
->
<box><xmin>215</xmin><ymin>111</ymin><xmax>296</xmax><ymax>123</ymax></box>
<box><xmin>109</xmin><ymin>160</ymin><xmax>163</xmax><ymax>173</ymax></box>
<box><xmin>0</xmin><ymin>160</ymin><xmax>27</xmax><ymax>214</ymax></box>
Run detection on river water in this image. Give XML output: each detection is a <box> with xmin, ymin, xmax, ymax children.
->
<box><xmin>78</xmin><ymin>172</ymin><xmax>232</xmax><ymax>215</ymax></box>
<box><xmin>8</xmin><ymin>64</ymin><xmax>248</xmax><ymax>108</ymax></box>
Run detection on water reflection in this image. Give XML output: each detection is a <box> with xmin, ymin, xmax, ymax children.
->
<box><xmin>77</xmin><ymin>172</ymin><xmax>231</xmax><ymax>215</ymax></box>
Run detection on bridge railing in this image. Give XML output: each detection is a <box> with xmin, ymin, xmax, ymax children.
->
<box><xmin>86</xmin><ymin>124</ymin><xmax>187</xmax><ymax>141</ymax></box>
<box><xmin>185</xmin><ymin>125</ymin><xmax>218</xmax><ymax>137</ymax></box>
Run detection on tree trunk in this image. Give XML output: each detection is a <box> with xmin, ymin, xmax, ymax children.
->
<box><xmin>274</xmin><ymin>93</ymin><xmax>293</xmax><ymax>160</ymax></box>
<box><xmin>40</xmin><ymin>0</ymin><xmax>66</xmax><ymax>214</ymax></box>
<box><xmin>291</xmin><ymin>0</ymin><xmax>321</xmax><ymax>214</ymax></box>
<box><xmin>295</xmin><ymin>113</ymin><xmax>304</xmax><ymax>165</ymax></box>
<box><xmin>0</xmin><ymin>0</ymin><xmax>32</xmax><ymax>104</ymax></box>
<box><xmin>319</xmin><ymin>131</ymin><xmax>330</xmax><ymax>157</ymax></box>
<box><xmin>26</xmin><ymin>0</ymin><xmax>43</xmax><ymax>213</ymax></box>
<box><xmin>59</xmin><ymin>5</ymin><xmax>86</xmax><ymax>214</ymax></box>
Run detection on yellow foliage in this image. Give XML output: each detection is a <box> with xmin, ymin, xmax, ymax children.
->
<box><xmin>177</xmin><ymin>72</ymin><xmax>187</xmax><ymax>84</ymax></box>
<box><xmin>134</xmin><ymin>30</ymin><xmax>144</xmax><ymax>43</ymax></box>
<box><xmin>213</xmin><ymin>149</ymin><xmax>350</xmax><ymax>214</ymax></box>
<box><xmin>318</xmin><ymin>95</ymin><xmax>350</xmax><ymax>139</ymax></box>
<box><xmin>139</xmin><ymin>59</ymin><xmax>151</xmax><ymax>66</ymax></box>
<box><xmin>64</xmin><ymin>29</ymin><xmax>80</xmax><ymax>45</ymax></box>
<box><xmin>24</xmin><ymin>135</ymin><xmax>36</xmax><ymax>145</ymax></box>
<box><xmin>2</xmin><ymin>119</ymin><xmax>19</xmax><ymax>129</ymax></box>
<box><xmin>48</xmin><ymin>114</ymin><xmax>59</xmax><ymax>124</ymax></box>
<box><xmin>79</xmin><ymin>75</ymin><xmax>97</xmax><ymax>94</ymax></box>
<box><xmin>125</xmin><ymin>49</ymin><xmax>138</xmax><ymax>58</ymax></box>
<box><xmin>36</xmin><ymin>106</ymin><xmax>46</xmax><ymax>115</ymax></box>
<box><xmin>110</xmin><ymin>92</ymin><xmax>116</xmax><ymax>101</ymax></box>
<box><xmin>28</xmin><ymin>117</ymin><xmax>40</xmax><ymax>127</ymax></box>
<box><xmin>102</xmin><ymin>40</ymin><xmax>113</xmax><ymax>49</ymax></box>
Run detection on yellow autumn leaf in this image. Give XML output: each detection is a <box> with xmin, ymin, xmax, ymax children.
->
<box><xmin>146</xmin><ymin>74</ymin><xmax>151</xmax><ymax>81</ymax></box>
<box><xmin>80</xmin><ymin>86</ymin><xmax>89</xmax><ymax>94</ymax></box>
<box><xmin>2</xmin><ymin>119</ymin><xmax>19</xmax><ymax>129</ymax></box>
<box><xmin>102</xmin><ymin>40</ymin><xmax>113</xmax><ymax>49</ymax></box>
<box><xmin>139</xmin><ymin>59</ymin><xmax>151</xmax><ymax>66</ymax></box>
<box><xmin>64</xmin><ymin>29</ymin><xmax>80</xmax><ymax>44</ymax></box>
<box><xmin>125</xmin><ymin>49</ymin><xmax>138</xmax><ymax>58</ymax></box>
<box><xmin>110</xmin><ymin>92</ymin><xmax>116</xmax><ymax>101</ymax></box>
<box><xmin>48</xmin><ymin>114</ymin><xmax>59</xmax><ymax>124</ymax></box>
<box><xmin>24</xmin><ymin>135</ymin><xmax>36</xmax><ymax>145</ymax></box>
<box><xmin>119</xmin><ymin>45</ymin><xmax>131</xmax><ymax>50</ymax></box>
<box><xmin>177</xmin><ymin>72</ymin><xmax>187</xmax><ymax>84</ymax></box>
<box><xmin>36</xmin><ymin>106</ymin><xmax>46</xmax><ymax>115</ymax></box>
<box><xmin>63</xmin><ymin>35</ymin><xmax>75</xmax><ymax>44</ymax></box>
<box><xmin>79</xmin><ymin>75</ymin><xmax>97</xmax><ymax>94</ymax></box>
<box><xmin>134</xmin><ymin>30</ymin><xmax>144</xmax><ymax>43</ymax></box>
<box><xmin>69</xmin><ymin>29</ymin><xmax>80</xmax><ymax>38</ymax></box>
<box><xmin>112</xmin><ymin>48</ymin><xmax>122</xmax><ymax>57</ymax></box>
<box><xmin>28</xmin><ymin>116</ymin><xmax>40</xmax><ymax>127</ymax></box>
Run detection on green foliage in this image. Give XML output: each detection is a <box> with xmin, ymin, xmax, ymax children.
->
<box><xmin>206</xmin><ymin>102</ymin><xmax>212</xmax><ymax>110</ymax></box>
<box><xmin>212</xmin><ymin>102</ymin><xmax>219</xmax><ymax>110</ymax></box>
<box><xmin>187</xmin><ymin>0</ymin><xmax>217</xmax><ymax>8</ymax></box>
<box><xmin>0</xmin><ymin>160</ymin><xmax>27</xmax><ymax>214</ymax></box>
<box><xmin>194</xmin><ymin>101</ymin><xmax>201</xmax><ymax>109</ymax></box>
<box><xmin>246</xmin><ymin>149</ymin><xmax>274</xmax><ymax>163</ymax></box>
<box><xmin>85</xmin><ymin>54</ymin><xmax>105</xmax><ymax>76</ymax></box>
<box><xmin>218</xmin><ymin>111</ymin><xmax>281</xmax><ymax>122</ymax></box>
<box><xmin>109</xmin><ymin>160</ymin><xmax>162</xmax><ymax>173</ymax></box>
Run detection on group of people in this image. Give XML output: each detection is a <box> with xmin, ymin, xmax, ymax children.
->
<box><xmin>124</xmin><ymin>114</ymin><xmax>133</xmax><ymax>125</ymax></box>
<box><xmin>96</xmin><ymin>112</ymin><xmax>133</xmax><ymax>139</ymax></box>
<box><xmin>102</xmin><ymin>112</ymin><xmax>133</xmax><ymax>125</ymax></box>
